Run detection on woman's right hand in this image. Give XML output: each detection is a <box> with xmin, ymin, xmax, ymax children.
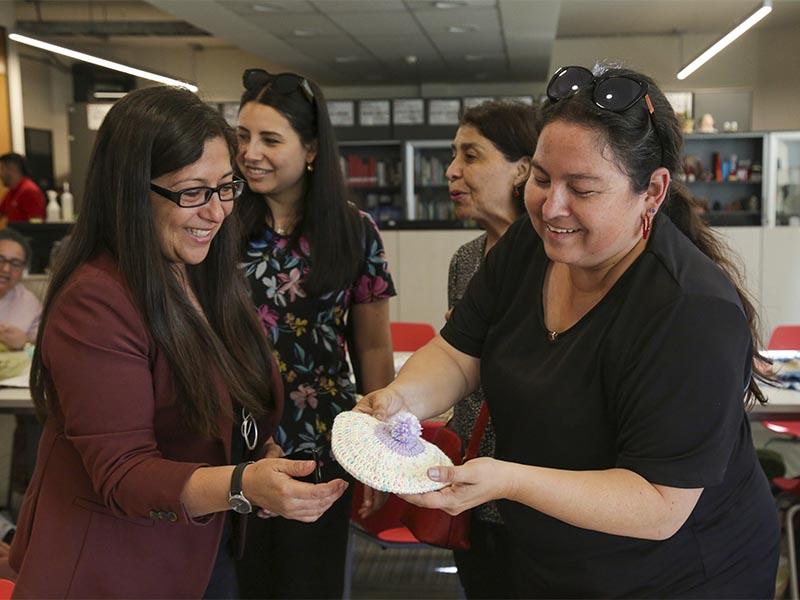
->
<box><xmin>353</xmin><ymin>386</ymin><xmax>410</xmax><ymax>421</ymax></box>
<box><xmin>242</xmin><ymin>458</ymin><xmax>348</xmax><ymax>523</ymax></box>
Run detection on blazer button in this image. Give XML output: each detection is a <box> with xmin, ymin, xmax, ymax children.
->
<box><xmin>167</xmin><ymin>512</ymin><xmax>178</xmax><ymax>522</ymax></box>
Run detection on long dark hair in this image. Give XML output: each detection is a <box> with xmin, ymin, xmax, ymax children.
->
<box><xmin>238</xmin><ymin>74</ymin><xmax>363</xmax><ymax>296</ymax></box>
<box><xmin>31</xmin><ymin>86</ymin><xmax>276</xmax><ymax>436</ymax></box>
<box><xmin>538</xmin><ymin>64</ymin><xmax>769</xmax><ymax>406</ymax></box>
<box><xmin>460</xmin><ymin>100</ymin><xmax>538</xmax><ymax>214</ymax></box>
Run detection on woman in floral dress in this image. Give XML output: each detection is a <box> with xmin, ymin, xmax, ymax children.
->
<box><xmin>234</xmin><ymin>69</ymin><xmax>396</xmax><ymax>599</ymax></box>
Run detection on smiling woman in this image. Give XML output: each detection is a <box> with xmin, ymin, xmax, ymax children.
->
<box><xmin>8</xmin><ymin>86</ymin><xmax>349</xmax><ymax>599</ymax></box>
<box><xmin>356</xmin><ymin>64</ymin><xmax>780</xmax><ymax>598</ymax></box>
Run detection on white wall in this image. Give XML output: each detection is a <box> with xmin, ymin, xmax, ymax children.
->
<box><xmin>18</xmin><ymin>50</ymin><xmax>73</xmax><ymax>183</ymax></box>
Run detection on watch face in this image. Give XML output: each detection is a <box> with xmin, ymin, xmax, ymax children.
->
<box><xmin>229</xmin><ymin>494</ymin><xmax>252</xmax><ymax>514</ymax></box>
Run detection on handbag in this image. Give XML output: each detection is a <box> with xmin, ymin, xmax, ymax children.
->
<box><xmin>401</xmin><ymin>402</ymin><xmax>490</xmax><ymax>551</ymax></box>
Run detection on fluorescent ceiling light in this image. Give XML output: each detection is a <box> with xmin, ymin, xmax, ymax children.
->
<box><xmin>434</xmin><ymin>1</ymin><xmax>468</xmax><ymax>8</ymax></box>
<box><xmin>93</xmin><ymin>91</ymin><xmax>128</xmax><ymax>99</ymax></box>
<box><xmin>9</xmin><ymin>33</ymin><xmax>199</xmax><ymax>92</ymax></box>
<box><xmin>676</xmin><ymin>0</ymin><xmax>772</xmax><ymax>80</ymax></box>
<box><xmin>252</xmin><ymin>2</ymin><xmax>284</xmax><ymax>11</ymax></box>
<box><xmin>448</xmin><ymin>24</ymin><xmax>480</xmax><ymax>33</ymax></box>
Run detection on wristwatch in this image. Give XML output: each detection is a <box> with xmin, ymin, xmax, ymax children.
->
<box><xmin>228</xmin><ymin>461</ymin><xmax>254</xmax><ymax>514</ymax></box>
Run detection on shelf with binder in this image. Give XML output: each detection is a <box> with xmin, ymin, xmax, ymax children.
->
<box><xmin>339</xmin><ymin>141</ymin><xmax>404</xmax><ymax>225</ymax></box>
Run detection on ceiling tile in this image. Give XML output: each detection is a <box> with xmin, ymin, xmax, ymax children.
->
<box><xmin>414</xmin><ymin>7</ymin><xmax>501</xmax><ymax>35</ymax></box>
<box><xmin>358</xmin><ymin>34</ymin><xmax>442</xmax><ymax>60</ymax></box>
<box><xmin>310</xmin><ymin>0</ymin><xmax>408</xmax><ymax>12</ymax></box>
<box><xmin>326</xmin><ymin>10</ymin><xmax>422</xmax><ymax>35</ymax></box>
<box><xmin>218</xmin><ymin>0</ymin><xmax>316</xmax><ymax>16</ymax></box>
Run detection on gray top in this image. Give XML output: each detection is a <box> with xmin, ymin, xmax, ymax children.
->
<box><xmin>447</xmin><ymin>232</ymin><xmax>502</xmax><ymax>524</ymax></box>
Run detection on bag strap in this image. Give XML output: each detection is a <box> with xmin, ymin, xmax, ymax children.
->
<box><xmin>463</xmin><ymin>402</ymin><xmax>490</xmax><ymax>461</ymax></box>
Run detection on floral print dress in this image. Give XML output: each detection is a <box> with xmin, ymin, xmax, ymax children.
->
<box><xmin>243</xmin><ymin>211</ymin><xmax>396</xmax><ymax>461</ymax></box>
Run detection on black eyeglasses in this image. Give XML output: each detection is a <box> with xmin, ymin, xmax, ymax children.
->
<box><xmin>547</xmin><ymin>65</ymin><xmax>663</xmax><ymax>161</ymax></box>
<box><xmin>243</xmin><ymin>68</ymin><xmax>315</xmax><ymax>106</ymax></box>
<box><xmin>0</xmin><ymin>255</ymin><xmax>25</xmax><ymax>271</ymax></box>
<box><xmin>150</xmin><ymin>178</ymin><xmax>245</xmax><ymax>208</ymax></box>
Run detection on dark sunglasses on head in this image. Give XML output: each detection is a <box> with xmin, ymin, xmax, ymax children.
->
<box><xmin>547</xmin><ymin>65</ymin><xmax>655</xmax><ymax>113</ymax></box>
<box><xmin>243</xmin><ymin>68</ymin><xmax>315</xmax><ymax>106</ymax></box>
<box><xmin>547</xmin><ymin>65</ymin><xmax>663</xmax><ymax>162</ymax></box>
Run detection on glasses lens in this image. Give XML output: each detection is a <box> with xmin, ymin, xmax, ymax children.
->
<box><xmin>243</xmin><ymin>68</ymin><xmax>270</xmax><ymax>91</ymax></box>
<box><xmin>178</xmin><ymin>187</ymin><xmax>210</xmax><ymax>207</ymax></box>
<box><xmin>218</xmin><ymin>181</ymin><xmax>243</xmax><ymax>201</ymax></box>
<box><xmin>594</xmin><ymin>76</ymin><xmax>645</xmax><ymax>112</ymax></box>
<box><xmin>548</xmin><ymin>66</ymin><xmax>594</xmax><ymax>101</ymax></box>
<box><xmin>272</xmin><ymin>73</ymin><xmax>302</xmax><ymax>95</ymax></box>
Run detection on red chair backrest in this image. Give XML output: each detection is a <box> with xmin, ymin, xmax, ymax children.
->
<box><xmin>768</xmin><ymin>325</ymin><xmax>800</xmax><ymax>350</ymax></box>
<box><xmin>390</xmin><ymin>322</ymin><xmax>436</xmax><ymax>352</ymax></box>
<box><xmin>350</xmin><ymin>420</ymin><xmax>448</xmax><ymax>536</ymax></box>
<box><xmin>0</xmin><ymin>578</ymin><xmax>14</xmax><ymax>600</ymax></box>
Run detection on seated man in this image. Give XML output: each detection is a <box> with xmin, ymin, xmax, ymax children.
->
<box><xmin>0</xmin><ymin>229</ymin><xmax>41</xmax><ymax>350</ymax></box>
<box><xmin>0</xmin><ymin>154</ymin><xmax>46</xmax><ymax>223</ymax></box>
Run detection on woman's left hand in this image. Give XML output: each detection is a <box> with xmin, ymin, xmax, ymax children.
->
<box><xmin>399</xmin><ymin>457</ymin><xmax>508</xmax><ymax>515</ymax></box>
<box><xmin>0</xmin><ymin>325</ymin><xmax>27</xmax><ymax>350</ymax></box>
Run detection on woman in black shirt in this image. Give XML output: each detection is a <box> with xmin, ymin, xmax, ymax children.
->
<box><xmin>357</xmin><ymin>65</ymin><xmax>779</xmax><ymax>597</ymax></box>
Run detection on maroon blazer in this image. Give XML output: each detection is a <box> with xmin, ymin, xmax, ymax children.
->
<box><xmin>10</xmin><ymin>255</ymin><xmax>283</xmax><ymax>598</ymax></box>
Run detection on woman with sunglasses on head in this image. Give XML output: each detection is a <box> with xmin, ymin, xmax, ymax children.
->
<box><xmin>445</xmin><ymin>100</ymin><xmax>536</xmax><ymax>599</ymax></box>
<box><xmin>8</xmin><ymin>86</ymin><xmax>348</xmax><ymax>599</ymax></box>
<box><xmin>235</xmin><ymin>69</ymin><xmax>396</xmax><ymax>599</ymax></box>
<box><xmin>357</xmin><ymin>64</ymin><xmax>779</xmax><ymax>597</ymax></box>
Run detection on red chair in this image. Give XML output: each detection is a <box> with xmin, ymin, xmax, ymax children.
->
<box><xmin>390</xmin><ymin>322</ymin><xmax>436</xmax><ymax>352</ymax></box>
<box><xmin>762</xmin><ymin>325</ymin><xmax>800</xmax><ymax>599</ymax></box>
<box><xmin>0</xmin><ymin>579</ymin><xmax>14</xmax><ymax>600</ymax></box>
<box><xmin>343</xmin><ymin>421</ymin><xmax>445</xmax><ymax>598</ymax></box>
<box><xmin>763</xmin><ymin>325</ymin><xmax>800</xmax><ymax>438</ymax></box>
<box><xmin>769</xmin><ymin>326</ymin><xmax>800</xmax><ymax>351</ymax></box>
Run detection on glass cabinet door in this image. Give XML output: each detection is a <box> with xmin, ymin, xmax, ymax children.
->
<box><xmin>404</xmin><ymin>141</ymin><xmax>454</xmax><ymax>221</ymax></box>
<box><xmin>769</xmin><ymin>132</ymin><xmax>800</xmax><ymax>226</ymax></box>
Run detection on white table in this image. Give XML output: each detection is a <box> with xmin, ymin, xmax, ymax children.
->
<box><xmin>0</xmin><ymin>387</ymin><xmax>34</xmax><ymax>414</ymax></box>
<box><xmin>1</xmin><ymin>381</ymin><xmax>798</xmax><ymax>420</ymax></box>
<box><xmin>750</xmin><ymin>386</ymin><xmax>800</xmax><ymax>421</ymax></box>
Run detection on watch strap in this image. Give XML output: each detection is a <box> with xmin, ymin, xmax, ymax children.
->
<box><xmin>230</xmin><ymin>461</ymin><xmax>254</xmax><ymax>497</ymax></box>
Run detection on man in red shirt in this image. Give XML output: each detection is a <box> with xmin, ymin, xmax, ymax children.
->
<box><xmin>0</xmin><ymin>153</ymin><xmax>46</xmax><ymax>222</ymax></box>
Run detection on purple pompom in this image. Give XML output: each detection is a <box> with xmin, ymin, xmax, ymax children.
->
<box><xmin>375</xmin><ymin>411</ymin><xmax>425</xmax><ymax>456</ymax></box>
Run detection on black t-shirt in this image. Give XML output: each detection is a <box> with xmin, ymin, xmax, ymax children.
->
<box><xmin>441</xmin><ymin>214</ymin><xmax>779</xmax><ymax>598</ymax></box>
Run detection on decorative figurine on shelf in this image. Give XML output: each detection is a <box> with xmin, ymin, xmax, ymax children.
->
<box><xmin>681</xmin><ymin>114</ymin><xmax>695</xmax><ymax>134</ymax></box>
<box><xmin>698</xmin><ymin>113</ymin><xmax>717</xmax><ymax>133</ymax></box>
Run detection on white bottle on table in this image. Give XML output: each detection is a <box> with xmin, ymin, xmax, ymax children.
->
<box><xmin>60</xmin><ymin>182</ymin><xmax>74</xmax><ymax>222</ymax></box>
<box><xmin>46</xmin><ymin>190</ymin><xmax>61</xmax><ymax>222</ymax></box>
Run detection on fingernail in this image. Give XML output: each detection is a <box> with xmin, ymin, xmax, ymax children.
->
<box><xmin>428</xmin><ymin>467</ymin><xmax>440</xmax><ymax>480</ymax></box>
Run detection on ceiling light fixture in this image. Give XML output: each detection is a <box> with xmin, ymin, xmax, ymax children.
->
<box><xmin>93</xmin><ymin>91</ymin><xmax>128</xmax><ymax>99</ymax></box>
<box><xmin>252</xmin><ymin>2</ymin><xmax>284</xmax><ymax>11</ymax></box>
<box><xmin>335</xmin><ymin>56</ymin><xmax>359</xmax><ymax>64</ymax></box>
<box><xmin>448</xmin><ymin>24</ymin><xmax>480</xmax><ymax>34</ymax></box>
<box><xmin>434</xmin><ymin>1</ymin><xmax>468</xmax><ymax>8</ymax></box>
<box><xmin>293</xmin><ymin>28</ymin><xmax>320</xmax><ymax>37</ymax></box>
<box><xmin>676</xmin><ymin>0</ymin><xmax>772</xmax><ymax>80</ymax></box>
<box><xmin>9</xmin><ymin>33</ymin><xmax>198</xmax><ymax>92</ymax></box>
<box><xmin>465</xmin><ymin>53</ymin><xmax>495</xmax><ymax>62</ymax></box>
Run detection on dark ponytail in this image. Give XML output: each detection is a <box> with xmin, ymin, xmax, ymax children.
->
<box><xmin>539</xmin><ymin>64</ymin><xmax>770</xmax><ymax>406</ymax></box>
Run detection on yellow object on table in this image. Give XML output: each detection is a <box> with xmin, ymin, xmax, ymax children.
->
<box><xmin>0</xmin><ymin>351</ymin><xmax>31</xmax><ymax>380</ymax></box>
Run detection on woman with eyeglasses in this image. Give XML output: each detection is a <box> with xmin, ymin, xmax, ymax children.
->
<box><xmin>444</xmin><ymin>100</ymin><xmax>536</xmax><ymax>599</ymax></box>
<box><xmin>0</xmin><ymin>228</ymin><xmax>40</xmax><ymax>350</ymax></box>
<box><xmin>8</xmin><ymin>86</ymin><xmax>348</xmax><ymax>599</ymax></box>
<box><xmin>234</xmin><ymin>69</ymin><xmax>396</xmax><ymax>599</ymax></box>
<box><xmin>356</xmin><ymin>64</ymin><xmax>779</xmax><ymax>597</ymax></box>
